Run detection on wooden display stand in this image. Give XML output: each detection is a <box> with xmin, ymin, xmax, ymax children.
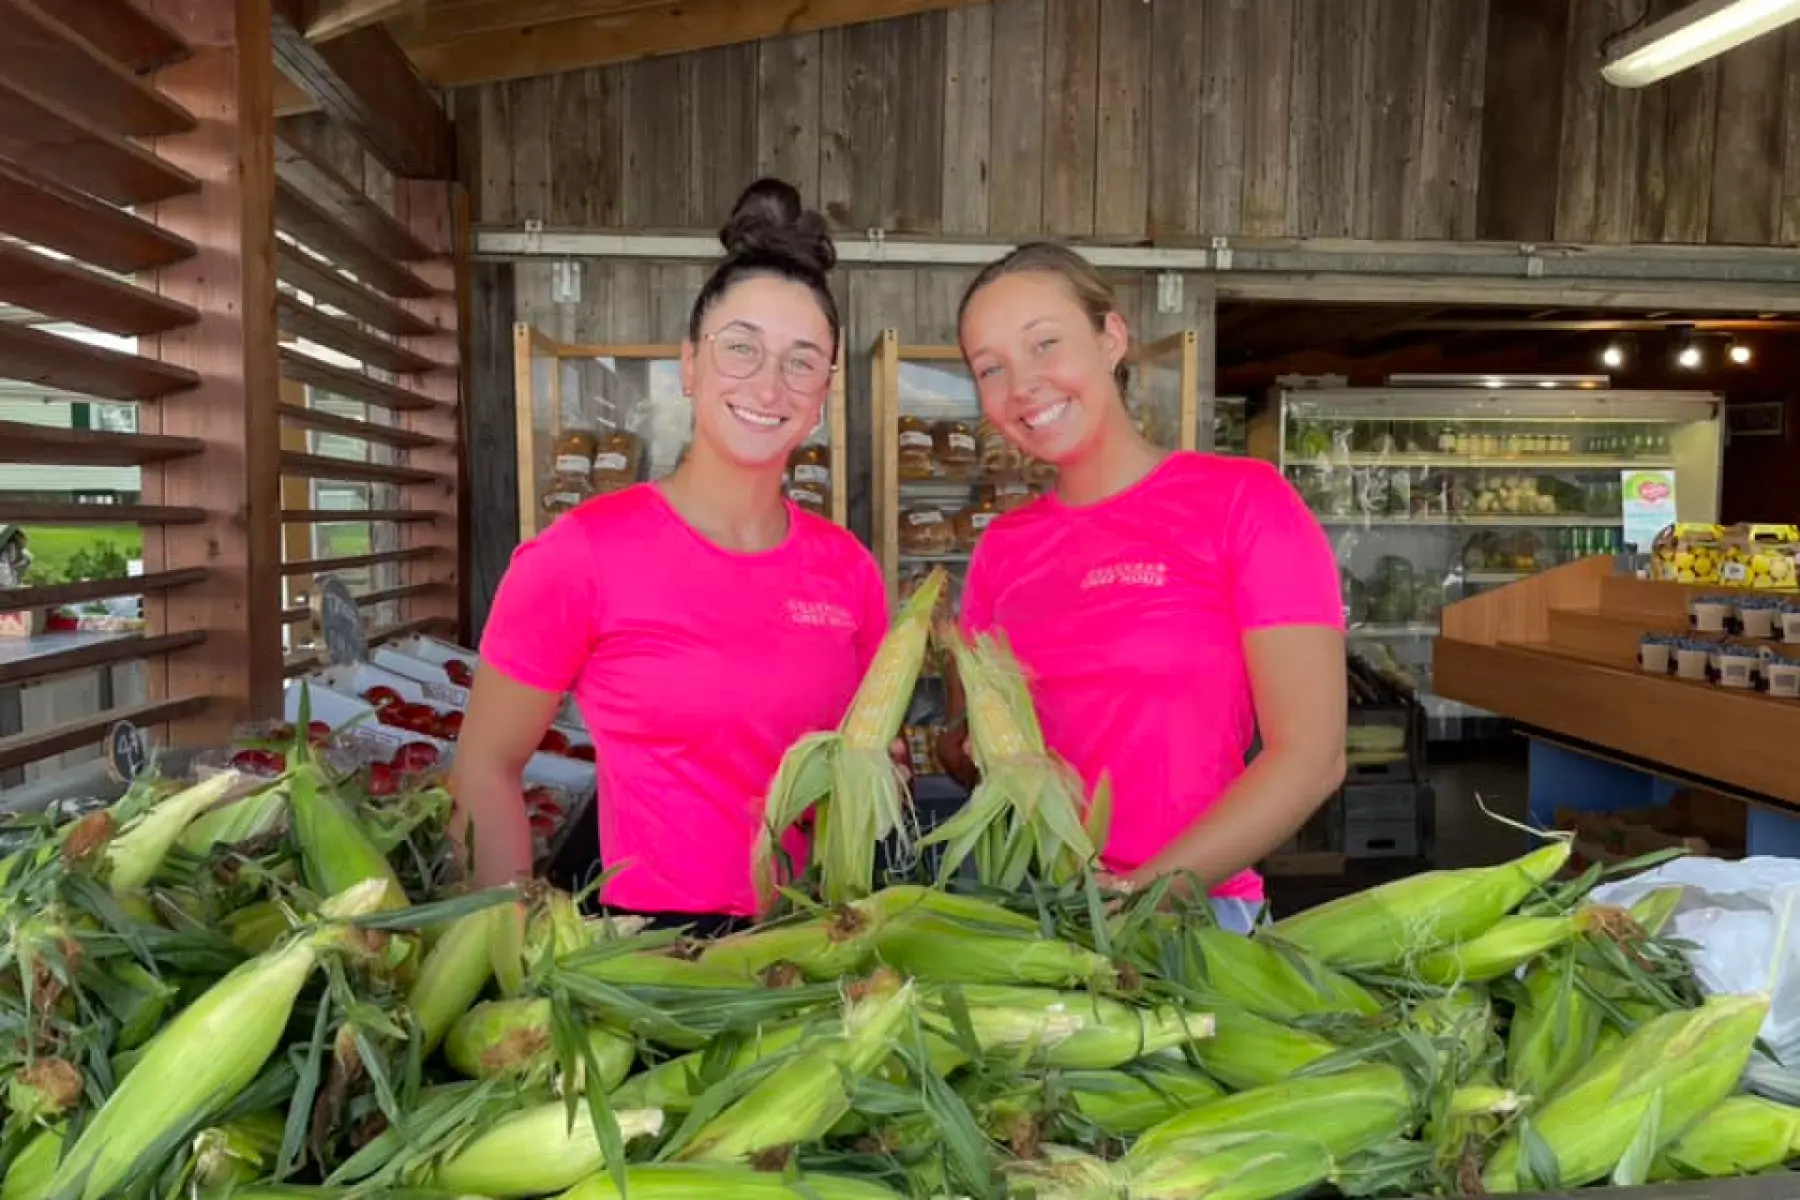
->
<box><xmin>511</xmin><ymin>324</ymin><xmax>850</xmax><ymax>541</ymax></box>
<box><xmin>1433</xmin><ymin>557</ymin><xmax>1800</xmax><ymax>808</ymax></box>
<box><xmin>869</xmin><ymin>328</ymin><xmax>1201</xmax><ymax>599</ymax></box>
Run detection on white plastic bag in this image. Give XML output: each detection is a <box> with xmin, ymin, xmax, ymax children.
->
<box><xmin>1591</xmin><ymin>856</ymin><xmax>1800</xmax><ymax>1067</ymax></box>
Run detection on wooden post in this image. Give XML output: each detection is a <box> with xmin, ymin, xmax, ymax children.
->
<box><xmin>140</xmin><ymin>0</ymin><xmax>284</xmax><ymax>737</ymax></box>
<box><xmin>394</xmin><ymin>177</ymin><xmax>466</xmax><ymax>635</ymax></box>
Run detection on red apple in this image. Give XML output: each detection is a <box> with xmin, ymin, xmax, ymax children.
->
<box><xmin>567</xmin><ymin>743</ymin><xmax>595</xmax><ymax>763</ymax></box>
<box><xmin>364</xmin><ymin>685</ymin><xmax>403</xmax><ymax>711</ymax></box>
<box><xmin>307</xmin><ymin>720</ymin><xmax>331</xmax><ymax>746</ymax></box>
<box><xmin>436</xmin><ymin>711</ymin><xmax>464</xmax><ymax>740</ymax></box>
<box><xmin>444</xmin><ymin>659</ymin><xmax>474</xmax><ymax>687</ymax></box>
<box><xmin>368</xmin><ymin>762</ymin><xmax>400</xmax><ymax>797</ymax></box>
<box><xmin>538</xmin><ymin>730</ymin><xmax>571</xmax><ymax>756</ymax></box>
<box><xmin>395</xmin><ymin>742</ymin><xmax>440</xmax><ymax>773</ymax></box>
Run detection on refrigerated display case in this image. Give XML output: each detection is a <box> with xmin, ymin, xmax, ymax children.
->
<box><xmin>1211</xmin><ymin>395</ymin><xmax>1247</xmax><ymax>455</ymax></box>
<box><xmin>1276</xmin><ymin>385</ymin><xmax>1724</xmax><ymax>739</ymax></box>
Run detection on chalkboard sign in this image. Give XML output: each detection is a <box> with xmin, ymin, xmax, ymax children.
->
<box><xmin>103</xmin><ymin>720</ymin><xmax>149</xmax><ymax>784</ymax></box>
<box><xmin>312</xmin><ymin>576</ymin><xmax>367</xmax><ymax>666</ymax></box>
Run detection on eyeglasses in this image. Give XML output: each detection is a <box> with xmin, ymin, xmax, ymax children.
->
<box><xmin>705</xmin><ymin>326</ymin><xmax>834</xmax><ymax>392</ymax></box>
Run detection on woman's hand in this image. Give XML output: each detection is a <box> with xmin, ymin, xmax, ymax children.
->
<box><xmin>449</xmin><ymin>664</ymin><xmax>568</xmax><ymax>889</ymax></box>
<box><xmin>889</xmin><ymin>738</ymin><xmax>913</xmax><ymax>785</ymax></box>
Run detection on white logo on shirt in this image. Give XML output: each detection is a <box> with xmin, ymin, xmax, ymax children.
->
<box><xmin>1081</xmin><ymin>561</ymin><xmax>1169</xmax><ymax>590</ymax></box>
<box><xmin>785</xmin><ymin>599</ymin><xmax>857</xmax><ymax>630</ymax></box>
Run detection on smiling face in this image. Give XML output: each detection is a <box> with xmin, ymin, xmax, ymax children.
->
<box><xmin>681</xmin><ymin>273</ymin><xmax>836</xmax><ymax>472</ymax></box>
<box><xmin>959</xmin><ymin>270</ymin><xmax>1129</xmax><ymax>467</ymax></box>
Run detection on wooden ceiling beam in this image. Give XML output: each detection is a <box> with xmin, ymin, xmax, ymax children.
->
<box><xmin>269</xmin><ymin>0</ymin><xmax>453</xmax><ymax>179</ymax></box>
<box><xmin>306</xmin><ymin>0</ymin><xmax>420</xmax><ymax>42</ymax></box>
<box><xmin>401</xmin><ymin>0</ymin><xmax>990</xmax><ymax>89</ymax></box>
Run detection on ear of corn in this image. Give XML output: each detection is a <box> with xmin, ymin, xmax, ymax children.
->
<box><xmin>1505</xmin><ymin>948</ymin><xmax>1601</xmax><ymax>1100</ymax></box>
<box><xmin>609</xmin><ymin>1017</ymin><xmax>824</xmax><ymax>1112</ymax></box>
<box><xmin>425</xmin><ymin>1102</ymin><xmax>664</xmax><ymax>1197</ymax></box>
<box><xmin>1135</xmin><ymin>918</ymin><xmax>1380</xmax><ymax>1021</ymax></box>
<box><xmin>1058</xmin><ymin>1061</ymin><xmax>1225</xmax><ymax>1136</ymax></box>
<box><xmin>2</xmin><ymin>1125</ymin><xmax>64</xmax><ymax>1200</ymax></box>
<box><xmin>103</xmin><ymin>771</ymin><xmax>248</xmax><ymax>892</ymax></box>
<box><xmin>557</xmin><ymin>1163</ymin><xmax>909</xmax><ymax>1200</ymax></box>
<box><xmin>1482</xmin><ymin>993</ymin><xmax>1771</xmax><ymax>1193</ymax></box>
<box><xmin>44</xmin><ymin>878</ymin><xmax>392</xmax><ymax>1200</ymax></box>
<box><xmin>1412</xmin><ymin>913</ymin><xmax>1581</xmax><ymax>986</ymax></box>
<box><xmin>933</xmin><ymin>985</ymin><xmax>1214</xmax><ymax>1071</ymax></box>
<box><xmin>177</xmin><ymin>777</ymin><xmax>288</xmax><ymax>858</ymax></box>
<box><xmin>754</xmin><ymin>570</ymin><xmax>944</xmax><ymax>908</ymax></box>
<box><xmin>444</xmin><ymin>997</ymin><xmax>635</xmax><ymax>1092</ymax></box>
<box><xmin>1122</xmin><ymin>1129</ymin><xmax>1337</xmax><ymax>1200</ymax></box>
<box><xmin>674</xmin><ymin>973</ymin><xmax>917</xmax><ymax>1163</ymax></box>
<box><xmin>920</xmin><ymin>628</ymin><xmax>1098</xmax><ymax>890</ymax></box>
<box><xmin>698</xmin><ymin>901</ymin><xmax>881</xmax><ymax>982</ymax></box>
<box><xmin>873</xmin><ymin>909</ymin><xmax>1115</xmax><ymax>989</ymax></box>
<box><xmin>864</xmin><ymin>883</ymin><xmax>1040</xmax><ymax>933</ymax></box>
<box><xmin>1266</xmin><ymin>840</ymin><xmax>1572</xmax><ymax>972</ymax></box>
<box><xmin>1648</xmin><ymin>1094</ymin><xmax>1800</xmax><ymax>1181</ymax></box>
<box><xmin>1190</xmin><ymin>1002</ymin><xmax>1340</xmax><ymax>1091</ymax></box>
<box><xmin>1129</xmin><ymin>1062</ymin><xmax>1416</xmax><ymax>1164</ymax></box>
<box><xmin>288</xmin><ymin>767</ymin><xmax>408</xmax><ymax>911</ymax></box>
<box><xmin>190</xmin><ymin>1109</ymin><xmax>287</xmax><ymax>1192</ymax></box>
<box><xmin>408</xmin><ymin>905</ymin><xmax>505</xmax><ymax>1056</ymax></box>
<box><xmin>570</xmin><ymin>946</ymin><xmax>753</xmax><ymax>991</ymax></box>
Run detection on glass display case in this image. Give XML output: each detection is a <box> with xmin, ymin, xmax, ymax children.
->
<box><xmin>1212</xmin><ymin>395</ymin><xmax>1247</xmax><ymax>455</ymax></box>
<box><xmin>512</xmin><ymin>323</ymin><xmax>849</xmax><ymax>541</ymax></box>
<box><xmin>1277</xmin><ymin>385</ymin><xmax>1724</xmax><ymax>738</ymax></box>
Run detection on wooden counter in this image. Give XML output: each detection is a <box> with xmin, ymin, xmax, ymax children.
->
<box><xmin>1433</xmin><ymin>558</ymin><xmax>1800</xmax><ymax>808</ymax></box>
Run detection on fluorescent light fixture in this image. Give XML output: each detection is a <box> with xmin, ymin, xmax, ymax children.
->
<box><xmin>1603</xmin><ymin>0</ymin><xmax>1800</xmax><ymax>87</ymax></box>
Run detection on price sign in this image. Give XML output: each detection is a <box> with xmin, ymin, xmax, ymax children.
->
<box><xmin>312</xmin><ymin>576</ymin><xmax>367</xmax><ymax>666</ymax></box>
<box><xmin>103</xmin><ymin>720</ymin><xmax>149</xmax><ymax>784</ymax></box>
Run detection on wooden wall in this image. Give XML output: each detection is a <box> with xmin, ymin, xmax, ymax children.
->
<box><xmin>451</xmin><ymin>0</ymin><xmax>1800</xmax><ymax>249</ymax></box>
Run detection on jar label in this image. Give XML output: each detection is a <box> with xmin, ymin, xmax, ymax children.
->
<box><xmin>947</xmin><ymin>432</ymin><xmax>977</xmax><ymax>454</ymax></box>
<box><xmin>594</xmin><ymin>452</ymin><xmax>629</xmax><ymax>473</ymax></box>
<box><xmin>789</xmin><ymin>486</ymin><xmax>825</xmax><ymax>506</ymax></box>
<box><xmin>794</xmin><ymin>464</ymin><xmax>830</xmax><ymax>485</ymax></box>
<box><xmin>907</xmin><ymin>510</ymin><xmax>944</xmax><ymax>526</ymax></box>
<box><xmin>971</xmin><ymin>511</ymin><xmax>998</xmax><ymax>530</ymax></box>
<box><xmin>555</xmin><ymin>454</ymin><xmax>591</xmax><ymax>475</ymax></box>
<box><xmin>899</xmin><ymin>431</ymin><xmax>933</xmax><ymax>449</ymax></box>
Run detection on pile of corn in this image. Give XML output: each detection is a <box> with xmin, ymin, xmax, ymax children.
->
<box><xmin>0</xmin><ymin>744</ymin><xmax>1786</xmax><ymax>1200</ymax></box>
<box><xmin>0</xmin><ymin>580</ymin><xmax>1786</xmax><ymax>1198</ymax></box>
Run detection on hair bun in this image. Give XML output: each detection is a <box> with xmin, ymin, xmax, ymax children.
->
<box><xmin>719</xmin><ymin>177</ymin><xmax>837</xmax><ymax>275</ymax></box>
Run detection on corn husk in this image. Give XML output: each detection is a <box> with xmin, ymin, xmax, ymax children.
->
<box><xmin>874</xmin><ymin>909</ymin><xmax>1116</xmax><ymax>989</ymax></box>
<box><xmin>1482</xmin><ymin>993</ymin><xmax>1772</xmax><ymax>1192</ymax></box>
<box><xmin>1130</xmin><ymin>1062</ymin><xmax>1415</xmax><ymax>1163</ymax></box>
<box><xmin>409</xmin><ymin>904</ymin><xmax>508</xmax><ymax>1055</ymax></box>
<box><xmin>557</xmin><ymin>1164</ymin><xmax>908</xmax><ymax>1199</ymax></box>
<box><xmin>698</xmin><ymin>900</ymin><xmax>881</xmax><ymax>982</ymax></box>
<box><xmin>104</xmin><ymin>771</ymin><xmax>250</xmax><ymax>892</ymax></box>
<box><xmin>1266</xmin><ymin>840</ymin><xmax>1571</xmax><ymax>972</ymax></box>
<box><xmin>1505</xmin><ymin>948</ymin><xmax>1602</xmax><ymax>1100</ymax></box>
<box><xmin>1648</xmin><ymin>1094</ymin><xmax>1800</xmax><ymax>1181</ymax></box>
<box><xmin>426</xmin><ymin>1102</ymin><xmax>664</xmax><ymax>1197</ymax></box>
<box><xmin>753</xmin><ymin>570</ymin><xmax>944</xmax><ymax>907</ymax></box>
<box><xmin>1057</xmin><ymin>1061</ymin><xmax>1226</xmax><ymax>1136</ymax></box>
<box><xmin>444</xmin><ymin>997</ymin><xmax>635</xmax><ymax>1092</ymax></box>
<box><xmin>1189</xmin><ymin>1002</ymin><xmax>1339</xmax><ymax>1091</ymax></box>
<box><xmin>932</xmin><ymin>985</ymin><xmax>1214</xmax><ymax>1072</ymax></box>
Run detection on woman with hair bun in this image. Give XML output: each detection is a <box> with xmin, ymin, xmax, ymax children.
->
<box><xmin>942</xmin><ymin>242</ymin><xmax>1348</xmax><ymax>933</ymax></box>
<box><xmin>453</xmin><ymin>179</ymin><xmax>890</xmax><ymax>935</ymax></box>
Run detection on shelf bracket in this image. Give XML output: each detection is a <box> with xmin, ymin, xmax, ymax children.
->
<box><xmin>1210</xmin><ymin>236</ymin><xmax>1234</xmax><ymax>271</ymax></box>
<box><xmin>1156</xmin><ymin>271</ymin><xmax>1183</xmax><ymax>315</ymax></box>
<box><xmin>552</xmin><ymin>258</ymin><xmax>582</xmax><ymax>305</ymax></box>
<box><xmin>865</xmin><ymin>227</ymin><xmax>888</xmax><ymax>264</ymax></box>
<box><xmin>1519</xmin><ymin>242</ymin><xmax>1545</xmax><ymax>279</ymax></box>
<box><xmin>523</xmin><ymin>218</ymin><xmax>544</xmax><ymax>256</ymax></box>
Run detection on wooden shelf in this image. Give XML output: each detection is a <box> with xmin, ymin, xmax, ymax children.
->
<box><xmin>0</xmin><ymin>159</ymin><xmax>195</xmax><ymax>274</ymax></box>
<box><xmin>0</xmin><ymin>240</ymin><xmax>197</xmax><ymax>336</ymax></box>
<box><xmin>280</xmin><ymin>450</ymin><xmax>441</xmax><ymax>487</ymax></box>
<box><xmin>0</xmin><ymin>419</ymin><xmax>203</xmax><ymax>466</ymax></box>
<box><xmin>0</xmin><ymin>75</ymin><xmax>198</xmax><ymax>206</ymax></box>
<box><xmin>29</xmin><ymin>0</ymin><xmax>192</xmax><ymax>73</ymax></box>
<box><xmin>280</xmin><ymin>508</ymin><xmax>435</xmax><ymax>524</ymax></box>
<box><xmin>277</xmin><ymin>294</ymin><xmax>439</xmax><ymax>375</ymax></box>
<box><xmin>280</xmin><ymin>545</ymin><xmax>434</xmax><ymax>577</ymax></box>
<box><xmin>0</xmin><ymin>0</ymin><xmax>197</xmax><ymax>138</ymax></box>
<box><xmin>277</xmin><ymin>242</ymin><xmax>434</xmax><ymax>338</ymax></box>
<box><xmin>274</xmin><ymin>133</ymin><xmax>435</xmax><ymax>263</ymax></box>
<box><xmin>0</xmin><ymin>628</ymin><xmax>204</xmax><ymax>686</ymax></box>
<box><xmin>0</xmin><ymin>321</ymin><xmax>199</xmax><ymax>401</ymax></box>
<box><xmin>279</xmin><ymin>346</ymin><xmax>445</xmax><ymax>413</ymax></box>
<box><xmin>275</xmin><ymin>181</ymin><xmax>434</xmax><ymax>301</ymax></box>
<box><xmin>1434</xmin><ymin>558</ymin><xmax>1800</xmax><ymax>807</ymax></box>
<box><xmin>277</xmin><ymin>401</ymin><xmax>442</xmax><ymax>449</ymax></box>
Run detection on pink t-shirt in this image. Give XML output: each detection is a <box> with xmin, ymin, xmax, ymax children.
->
<box><xmin>960</xmin><ymin>452</ymin><xmax>1344</xmax><ymax>901</ymax></box>
<box><xmin>480</xmin><ymin>484</ymin><xmax>890</xmax><ymax>917</ymax></box>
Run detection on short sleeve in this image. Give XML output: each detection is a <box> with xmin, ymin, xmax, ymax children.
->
<box><xmin>959</xmin><ymin>541</ymin><xmax>997</xmax><ymax>637</ymax></box>
<box><xmin>1226</xmin><ymin>461</ymin><xmax>1345</xmax><ymax>632</ymax></box>
<box><xmin>478</xmin><ymin>516</ymin><xmax>603</xmax><ymax>694</ymax></box>
<box><xmin>851</xmin><ymin>550</ymin><xmax>892</xmax><ymax>671</ymax></box>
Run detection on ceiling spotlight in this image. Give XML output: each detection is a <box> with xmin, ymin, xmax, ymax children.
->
<box><xmin>1729</xmin><ymin>341</ymin><xmax>1753</xmax><ymax>365</ymax></box>
<box><xmin>1600</xmin><ymin>344</ymin><xmax>1625</xmax><ymax>369</ymax></box>
<box><xmin>1677</xmin><ymin>344</ymin><xmax>1702</xmax><ymax>369</ymax></box>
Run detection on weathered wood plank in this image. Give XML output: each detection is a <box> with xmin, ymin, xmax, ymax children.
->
<box><xmin>620</xmin><ymin>55</ymin><xmax>693</xmax><ymax>228</ymax></box>
<box><xmin>0</xmin><ymin>76</ymin><xmax>198</xmax><ymax>206</ymax></box>
<box><xmin>0</xmin><ymin>323</ymin><xmax>198</xmax><ymax>401</ymax></box>
<box><xmin>504</xmin><ymin>76</ymin><xmax>550</xmax><ymax>225</ymax></box>
<box><xmin>1425</xmin><ymin>0</ymin><xmax>1488</xmax><ymax>239</ymax></box>
<box><xmin>0</xmin><ymin>240</ymin><xmax>196</xmax><ymax>336</ymax></box>
<box><xmin>0</xmin><ymin>160</ymin><xmax>194</xmax><ymax>274</ymax></box>
<box><xmin>756</xmin><ymin>33</ymin><xmax>822</xmax><ymax>204</ymax></box>
<box><xmin>0</xmin><ymin>420</ymin><xmax>201</xmax><ymax>467</ymax></box>
<box><xmin>1042</xmin><ymin>0</ymin><xmax>1098</xmax><ymax>238</ymax></box>
<box><xmin>893</xmin><ymin>12</ymin><xmax>945</xmax><ymax>234</ymax></box>
<box><xmin>1092</xmin><ymin>0</ymin><xmax>1148</xmax><ymax>239</ymax></box>
<box><xmin>0</xmin><ymin>0</ymin><xmax>196</xmax><ymax>137</ymax></box>
<box><xmin>1657</xmin><ymin>59</ymin><xmax>1719</xmax><ymax>242</ymax></box>
<box><xmin>1197</xmin><ymin>0</ymin><xmax>1247</xmax><ymax>235</ymax></box>
<box><xmin>276</xmin><ymin>242</ymin><xmax>434</xmax><ymax>338</ymax></box>
<box><xmin>1147</xmin><ymin>0</ymin><xmax>1201</xmax><ymax>237</ymax></box>
<box><xmin>467</xmin><ymin>80</ymin><xmax>514</xmax><ymax>223</ymax></box>
<box><xmin>30</xmin><ymin>0</ymin><xmax>190</xmax><ymax>72</ymax></box>
<box><xmin>1553</xmin><ymin>0</ymin><xmax>1609</xmax><ymax>241</ymax></box>
<box><xmin>840</xmin><ymin>20</ymin><xmax>900</xmax><ymax>230</ymax></box>
<box><xmin>549</xmin><ymin>69</ymin><xmax>616</xmax><ymax>227</ymax></box>
<box><xmin>939</xmin><ymin>3</ymin><xmax>991</xmax><ymax>235</ymax></box>
<box><xmin>1333</xmin><ymin>0</ymin><xmax>1380</xmax><ymax>238</ymax></box>
<box><xmin>275</xmin><ymin>131</ymin><xmax>435</xmax><ymax>261</ymax></box>
<box><xmin>913</xmin><ymin>265</ymin><xmax>973</xmax><ymax>345</ymax></box>
<box><xmin>987</xmin><ymin>0</ymin><xmax>1047</xmax><ymax>237</ymax></box>
<box><xmin>1239</xmin><ymin>0</ymin><xmax>1293</xmax><ymax>236</ymax></box>
<box><xmin>1369</xmin><ymin>0</ymin><xmax>1429</xmax><ymax>239</ymax></box>
<box><xmin>817</xmin><ymin>28</ymin><xmax>852</xmax><ymax>228</ymax></box>
<box><xmin>1707</xmin><ymin>32</ymin><xmax>1784</xmax><ymax>245</ymax></box>
<box><xmin>1782</xmin><ymin>25</ymin><xmax>1800</xmax><ymax>245</ymax></box>
<box><xmin>689</xmin><ymin>44</ymin><xmax>759</xmax><ymax>225</ymax></box>
<box><xmin>1631</xmin><ymin>78</ymin><xmax>1667</xmax><ymax>244</ymax></box>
